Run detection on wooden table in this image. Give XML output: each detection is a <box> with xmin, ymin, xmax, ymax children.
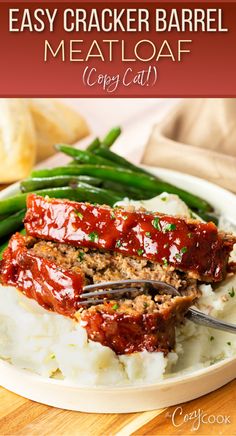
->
<box><xmin>0</xmin><ymin>181</ymin><xmax>235</xmax><ymax>436</ymax></box>
<box><xmin>0</xmin><ymin>380</ymin><xmax>235</xmax><ymax>435</ymax></box>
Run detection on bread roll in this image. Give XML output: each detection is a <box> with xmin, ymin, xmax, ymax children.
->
<box><xmin>0</xmin><ymin>99</ymin><xmax>36</xmax><ymax>183</ymax></box>
<box><xmin>28</xmin><ymin>99</ymin><xmax>90</xmax><ymax>161</ymax></box>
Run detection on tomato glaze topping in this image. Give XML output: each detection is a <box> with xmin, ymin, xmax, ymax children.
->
<box><xmin>24</xmin><ymin>195</ymin><xmax>233</xmax><ymax>282</ymax></box>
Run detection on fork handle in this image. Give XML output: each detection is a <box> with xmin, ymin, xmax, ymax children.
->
<box><xmin>187</xmin><ymin>308</ymin><xmax>236</xmax><ymax>334</ymax></box>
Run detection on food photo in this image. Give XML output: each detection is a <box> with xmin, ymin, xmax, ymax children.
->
<box><xmin>0</xmin><ymin>99</ymin><xmax>236</xmax><ymax>421</ymax></box>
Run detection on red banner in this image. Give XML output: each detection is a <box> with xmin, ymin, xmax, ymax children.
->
<box><xmin>0</xmin><ymin>2</ymin><xmax>235</xmax><ymax>96</ymax></box>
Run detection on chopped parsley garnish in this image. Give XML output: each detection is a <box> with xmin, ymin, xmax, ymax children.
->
<box><xmin>162</xmin><ymin>257</ymin><xmax>168</xmax><ymax>267</ymax></box>
<box><xmin>227</xmin><ymin>342</ymin><xmax>231</xmax><ymax>346</ymax></box>
<box><xmin>145</xmin><ymin>231</ymin><xmax>151</xmax><ymax>237</ymax></box>
<box><xmin>188</xmin><ymin>233</ymin><xmax>193</xmax><ymax>238</ymax></box>
<box><xmin>180</xmin><ymin>246</ymin><xmax>188</xmax><ymax>254</ymax></box>
<box><xmin>143</xmin><ymin>302</ymin><xmax>149</xmax><ymax>309</ymax></box>
<box><xmin>152</xmin><ymin>217</ymin><xmax>161</xmax><ymax>231</ymax></box>
<box><xmin>164</xmin><ymin>223</ymin><xmax>176</xmax><ymax>232</ymax></box>
<box><xmin>137</xmin><ymin>249</ymin><xmax>144</xmax><ymax>256</ymax></box>
<box><xmin>210</xmin><ymin>336</ymin><xmax>215</xmax><ymax>341</ymax></box>
<box><xmin>175</xmin><ymin>253</ymin><xmax>182</xmax><ymax>261</ymax></box>
<box><xmin>110</xmin><ymin>212</ymin><xmax>115</xmax><ymax>220</ymax></box>
<box><xmin>123</xmin><ymin>215</ymin><xmax>128</xmax><ymax>220</ymax></box>
<box><xmin>116</xmin><ymin>239</ymin><xmax>122</xmax><ymax>248</ymax></box>
<box><xmin>75</xmin><ymin>211</ymin><xmax>83</xmax><ymax>220</ymax></box>
<box><xmin>228</xmin><ymin>287</ymin><xmax>235</xmax><ymax>298</ymax></box>
<box><xmin>88</xmin><ymin>232</ymin><xmax>99</xmax><ymax>242</ymax></box>
<box><xmin>78</xmin><ymin>251</ymin><xmax>84</xmax><ymax>261</ymax></box>
<box><xmin>50</xmin><ymin>354</ymin><xmax>56</xmax><ymax>360</ymax></box>
<box><xmin>112</xmin><ymin>303</ymin><xmax>119</xmax><ymax>311</ymax></box>
<box><xmin>161</xmin><ymin>196</ymin><xmax>167</xmax><ymax>202</ymax></box>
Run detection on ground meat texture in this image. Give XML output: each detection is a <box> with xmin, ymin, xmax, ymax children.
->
<box><xmin>78</xmin><ymin>294</ymin><xmax>194</xmax><ymax>355</ymax></box>
<box><xmin>31</xmin><ymin>240</ymin><xmax>199</xmax><ymax>298</ymax></box>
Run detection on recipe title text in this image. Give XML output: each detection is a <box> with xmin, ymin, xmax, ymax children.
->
<box><xmin>8</xmin><ymin>7</ymin><xmax>228</xmax><ymax>64</ymax></box>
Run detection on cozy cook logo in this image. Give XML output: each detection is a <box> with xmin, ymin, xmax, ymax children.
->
<box><xmin>170</xmin><ymin>406</ymin><xmax>231</xmax><ymax>431</ymax></box>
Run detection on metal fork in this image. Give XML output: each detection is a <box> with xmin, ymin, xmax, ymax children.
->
<box><xmin>81</xmin><ymin>279</ymin><xmax>236</xmax><ymax>334</ymax></box>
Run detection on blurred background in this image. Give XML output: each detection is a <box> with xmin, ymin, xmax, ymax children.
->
<box><xmin>0</xmin><ymin>98</ymin><xmax>177</xmax><ymax>186</ymax></box>
<box><xmin>0</xmin><ymin>98</ymin><xmax>236</xmax><ymax>193</ymax></box>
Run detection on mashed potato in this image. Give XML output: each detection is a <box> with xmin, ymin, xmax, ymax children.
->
<box><xmin>0</xmin><ymin>193</ymin><xmax>235</xmax><ymax>386</ymax></box>
<box><xmin>0</xmin><ymin>285</ymin><xmax>172</xmax><ymax>385</ymax></box>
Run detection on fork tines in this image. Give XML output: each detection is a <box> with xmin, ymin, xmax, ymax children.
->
<box><xmin>79</xmin><ymin>279</ymin><xmax>179</xmax><ymax>306</ymax></box>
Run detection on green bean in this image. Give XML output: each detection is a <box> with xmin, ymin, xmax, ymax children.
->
<box><xmin>0</xmin><ymin>209</ymin><xmax>26</xmax><ymax>239</ymax></box>
<box><xmin>0</xmin><ymin>183</ymin><xmax>122</xmax><ymax>215</ymax></box>
<box><xmin>20</xmin><ymin>175</ymin><xmax>103</xmax><ymax>193</ymax></box>
<box><xmin>94</xmin><ymin>146</ymin><xmax>152</xmax><ymax>176</ymax></box>
<box><xmin>31</xmin><ymin>165</ymin><xmax>212</xmax><ymax>212</ymax></box>
<box><xmin>100</xmin><ymin>180</ymin><xmax>152</xmax><ymax>200</ymax></box>
<box><xmin>102</xmin><ymin>127</ymin><xmax>121</xmax><ymax>148</ymax></box>
<box><xmin>0</xmin><ymin>240</ymin><xmax>9</xmax><ymax>259</ymax></box>
<box><xmin>86</xmin><ymin>137</ymin><xmax>101</xmax><ymax>152</ymax></box>
<box><xmin>195</xmin><ymin>211</ymin><xmax>219</xmax><ymax>226</ymax></box>
<box><xmin>0</xmin><ymin>194</ymin><xmax>27</xmax><ymax>215</ymax></box>
<box><xmin>56</xmin><ymin>144</ymin><xmax>116</xmax><ymax>167</ymax></box>
<box><xmin>0</xmin><ymin>213</ymin><xmax>12</xmax><ymax>221</ymax></box>
<box><xmin>86</xmin><ymin>127</ymin><xmax>121</xmax><ymax>152</ymax></box>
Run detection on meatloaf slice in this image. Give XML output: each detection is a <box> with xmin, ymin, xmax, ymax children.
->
<box><xmin>0</xmin><ymin>233</ymin><xmax>84</xmax><ymax>317</ymax></box>
<box><xmin>0</xmin><ymin>233</ymin><xmax>195</xmax><ymax>355</ymax></box>
<box><xmin>78</xmin><ymin>294</ymin><xmax>193</xmax><ymax>355</ymax></box>
<box><xmin>24</xmin><ymin>195</ymin><xmax>236</xmax><ymax>282</ymax></box>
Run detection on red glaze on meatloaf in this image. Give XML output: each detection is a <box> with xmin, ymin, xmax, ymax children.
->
<box><xmin>24</xmin><ymin>194</ymin><xmax>235</xmax><ymax>282</ymax></box>
<box><xmin>79</xmin><ymin>294</ymin><xmax>194</xmax><ymax>355</ymax></box>
<box><xmin>0</xmin><ymin>233</ymin><xmax>84</xmax><ymax>317</ymax></box>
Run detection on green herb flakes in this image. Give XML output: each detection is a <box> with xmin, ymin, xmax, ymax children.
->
<box><xmin>162</xmin><ymin>257</ymin><xmax>168</xmax><ymax>267</ymax></box>
<box><xmin>112</xmin><ymin>303</ymin><xmax>119</xmax><ymax>311</ymax></box>
<box><xmin>116</xmin><ymin>239</ymin><xmax>122</xmax><ymax>248</ymax></box>
<box><xmin>78</xmin><ymin>251</ymin><xmax>84</xmax><ymax>261</ymax></box>
<box><xmin>228</xmin><ymin>288</ymin><xmax>235</xmax><ymax>298</ymax></box>
<box><xmin>227</xmin><ymin>342</ymin><xmax>231</xmax><ymax>346</ymax></box>
<box><xmin>137</xmin><ymin>249</ymin><xmax>144</xmax><ymax>256</ymax></box>
<box><xmin>180</xmin><ymin>246</ymin><xmax>188</xmax><ymax>254</ymax></box>
<box><xmin>152</xmin><ymin>217</ymin><xmax>161</xmax><ymax>231</ymax></box>
<box><xmin>110</xmin><ymin>212</ymin><xmax>115</xmax><ymax>220</ymax></box>
<box><xmin>88</xmin><ymin>232</ymin><xmax>99</xmax><ymax>243</ymax></box>
<box><xmin>145</xmin><ymin>231</ymin><xmax>151</xmax><ymax>237</ymax></box>
<box><xmin>75</xmin><ymin>211</ymin><xmax>83</xmax><ymax>220</ymax></box>
<box><xmin>188</xmin><ymin>233</ymin><xmax>193</xmax><ymax>238</ymax></box>
<box><xmin>164</xmin><ymin>223</ymin><xmax>176</xmax><ymax>232</ymax></box>
<box><xmin>210</xmin><ymin>336</ymin><xmax>215</xmax><ymax>341</ymax></box>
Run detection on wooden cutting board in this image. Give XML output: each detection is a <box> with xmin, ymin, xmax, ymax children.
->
<box><xmin>0</xmin><ymin>380</ymin><xmax>236</xmax><ymax>435</ymax></box>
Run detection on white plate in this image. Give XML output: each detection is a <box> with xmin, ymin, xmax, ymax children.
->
<box><xmin>0</xmin><ymin>166</ymin><xmax>236</xmax><ymax>413</ymax></box>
